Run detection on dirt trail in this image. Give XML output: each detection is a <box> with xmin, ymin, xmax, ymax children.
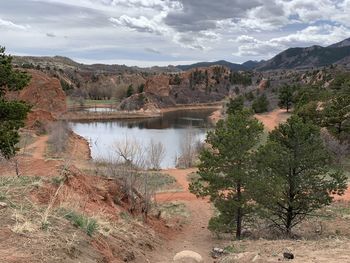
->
<box><xmin>149</xmin><ymin>110</ymin><xmax>291</xmax><ymax>262</ymax></box>
<box><xmin>26</xmin><ymin>135</ymin><xmax>49</xmax><ymax>159</ymax></box>
<box><xmin>151</xmin><ymin>169</ymin><xmax>224</xmax><ymax>263</ymax></box>
<box><xmin>254</xmin><ymin>108</ymin><xmax>291</xmax><ymax>131</ymax></box>
<box><xmin>155</xmin><ymin>168</ymin><xmax>197</xmax><ymax>202</ymax></box>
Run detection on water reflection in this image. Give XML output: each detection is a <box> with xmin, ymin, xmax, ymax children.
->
<box><xmin>70</xmin><ymin>109</ymin><xmax>215</xmax><ymax>168</ymax></box>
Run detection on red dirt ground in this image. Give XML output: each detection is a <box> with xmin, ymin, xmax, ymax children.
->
<box><xmin>254</xmin><ymin>108</ymin><xmax>291</xmax><ymax>131</ymax></box>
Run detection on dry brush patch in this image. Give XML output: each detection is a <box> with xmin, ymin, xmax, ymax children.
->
<box><xmin>213</xmin><ymin>201</ymin><xmax>350</xmax><ymax>262</ymax></box>
<box><xmin>0</xmin><ymin>163</ymin><xmax>164</xmax><ymax>263</ymax></box>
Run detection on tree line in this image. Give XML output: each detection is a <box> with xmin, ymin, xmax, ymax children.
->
<box><xmin>190</xmin><ymin>93</ymin><xmax>348</xmax><ymax>239</ymax></box>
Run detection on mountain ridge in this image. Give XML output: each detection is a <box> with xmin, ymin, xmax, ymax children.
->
<box><xmin>12</xmin><ymin>37</ymin><xmax>350</xmax><ymax>72</ymax></box>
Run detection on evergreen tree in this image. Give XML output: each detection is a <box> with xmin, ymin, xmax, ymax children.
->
<box><xmin>0</xmin><ymin>46</ymin><xmax>31</xmax><ymax>159</ymax></box>
<box><xmin>137</xmin><ymin>83</ymin><xmax>145</xmax><ymax>93</ymax></box>
<box><xmin>126</xmin><ymin>84</ymin><xmax>134</xmax><ymax>97</ymax></box>
<box><xmin>254</xmin><ymin>116</ymin><xmax>347</xmax><ymax>235</ymax></box>
<box><xmin>0</xmin><ymin>47</ymin><xmax>30</xmax><ymax>97</ymax></box>
<box><xmin>190</xmin><ymin>109</ymin><xmax>264</xmax><ymax>239</ymax></box>
<box><xmin>226</xmin><ymin>95</ymin><xmax>244</xmax><ymax>115</ymax></box>
<box><xmin>278</xmin><ymin>85</ymin><xmax>295</xmax><ymax>112</ymax></box>
<box><xmin>252</xmin><ymin>94</ymin><xmax>269</xmax><ymax>113</ymax></box>
<box><xmin>322</xmin><ymin>95</ymin><xmax>350</xmax><ymax>136</ymax></box>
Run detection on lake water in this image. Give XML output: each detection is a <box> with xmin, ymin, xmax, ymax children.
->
<box><xmin>70</xmin><ymin>109</ymin><xmax>215</xmax><ymax>168</ymax></box>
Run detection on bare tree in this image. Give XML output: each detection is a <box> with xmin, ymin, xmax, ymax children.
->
<box><xmin>47</xmin><ymin>121</ymin><xmax>70</xmax><ymax>155</ymax></box>
<box><xmin>176</xmin><ymin>128</ymin><xmax>202</xmax><ymax>168</ymax></box>
<box><xmin>112</xmin><ymin>137</ymin><xmax>148</xmax><ymax>215</ymax></box>
<box><xmin>321</xmin><ymin>129</ymin><xmax>349</xmax><ymax>164</ymax></box>
<box><xmin>147</xmin><ymin>139</ymin><xmax>166</xmax><ymax>170</ymax></box>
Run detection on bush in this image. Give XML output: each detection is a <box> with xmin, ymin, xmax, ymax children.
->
<box><xmin>252</xmin><ymin>94</ymin><xmax>269</xmax><ymax>113</ymax></box>
<box><xmin>64</xmin><ymin>210</ymin><xmax>98</xmax><ymax>236</ymax></box>
<box><xmin>47</xmin><ymin>121</ymin><xmax>70</xmax><ymax>155</ymax></box>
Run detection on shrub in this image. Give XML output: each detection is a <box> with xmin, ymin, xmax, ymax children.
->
<box><xmin>252</xmin><ymin>94</ymin><xmax>269</xmax><ymax>113</ymax></box>
<box><xmin>64</xmin><ymin>210</ymin><xmax>98</xmax><ymax>236</ymax></box>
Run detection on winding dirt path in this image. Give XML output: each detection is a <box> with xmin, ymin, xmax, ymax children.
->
<box><xmin>254</xmin><ymin>108</ymin><xmax>291</xmax><ymax>131</ymax></box>
<box><xmin>26</xmin><ymin>135</ymin><xmax>49</xmax><ymax>159</ymax></box>
<box><xmin>150</xmin><ymin>169</ymin><xmax>225</xmax><ymax>263</ymax></box>
<box><xmin>149</xmin><ymin>110</ymin><xmax>293</xmax><ymax>262</ymax></box>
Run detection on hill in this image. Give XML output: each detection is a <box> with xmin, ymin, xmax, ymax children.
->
<box><xmin>328</xmin><ymin>37</ymin><xmax>350</xmax><ymax>48</ymax></box>
<box><xmin>176</xmin><ymin>60</ymin><xmax>250</xmax><ymax>71</ymax></box>
<box><xmin>256</xmin><ymin>42</ymin><xmax>350</xmax><ymax>71</ymax></box>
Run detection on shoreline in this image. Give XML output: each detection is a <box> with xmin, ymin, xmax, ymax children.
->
<box><xmin>62</xmin><ymin>102</ymin><xmax>223</xmax><ymax>121</ymax></box>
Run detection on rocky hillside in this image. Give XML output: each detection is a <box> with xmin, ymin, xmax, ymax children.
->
<box><xmin>176</xmin><ymin>60</ymin><xmax>254</xmax><ymax>71</ymax></box>
<box><xmin>119</xmin><ymin>66</ymin><xmax>257</xmax><ymax>110</ymax></box>
<box><xmin>6</xmin><ymin>69</ymin><xmax>67</xmax><ymax>128</ymax></box>
<box><xmin>12</xmin><ymin>56</ymin><xmax>181</xmax><ymax>103</ymax></box>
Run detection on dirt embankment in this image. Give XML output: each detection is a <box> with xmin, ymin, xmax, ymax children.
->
<box><xmin>6</xmin><ymin>69</ymin><xmax>67</xmax><ymax>129</ymax></box>
<box><xmin>0</xmin><ymin>130</ymin><xmax>163</xmax><ymax>263</ymax></box>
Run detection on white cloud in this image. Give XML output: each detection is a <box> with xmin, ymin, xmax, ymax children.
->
<box><xmin>2</xmin><ymin>0</ymin><xmax>350</xmax><ymax>66</ymax></box>
<box><xmin>0</xmin><ymin>18</ymin><xmax>29</xmax><ymax>30</ymax></box>
<box><xmin>110</xmin><ymin>15</ymin><xmax>166</xmax><ymax>34</ymax></box>
<box><xmin>234</xmin><ymin>24</ymin><xmax>350</xmax><ymax>57</ymax></box>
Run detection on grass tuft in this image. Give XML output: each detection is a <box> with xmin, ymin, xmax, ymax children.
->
<box><xmin>64</xmin><ymin>210</ymin><xmax>99</xmax><ymax>236</ymax></box>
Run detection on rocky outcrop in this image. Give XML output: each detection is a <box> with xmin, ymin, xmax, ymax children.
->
<box><xmin>119</xmin><ymin>92</ymin><xmax>175</xmax><ymax>111</ymax></box>
<box><xmin>119</xmin><ymin>66</ymin><xmax>233</xmax><ymax>111</ymax></box>
<box><xmin>19</xmin><ymin>69</ymin><xmax>67</xmax><ymax>116</ymax></box>
<box><xmin>144</xmin><ymin>74</ymin><xmax>170</xmax><ymax>96</ymax></box>
<box><xmin>6</xmin><ymin>69</ymin><xmax>67</xmax><ymax>129</ymax></box>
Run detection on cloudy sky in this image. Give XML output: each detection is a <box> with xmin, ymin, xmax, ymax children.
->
<box><xmin>1</xmin><ymin>0</ymin><xmax>350</xmax><ymax>67</ymax></box>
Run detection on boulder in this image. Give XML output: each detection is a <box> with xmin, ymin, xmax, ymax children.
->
<box><xmin>283</xmin><ymin>252</ymin><xmax>294</xmax><ymax>260</ymax></box>
<box><xmin>0</xmin><ymin>202</ymin><xmax>8</xmax><ymax>209</ymax></box>
<box><xmin>173</xmin><ymin>250</ymin><xmax>203</xmax><ymax>263</ymax></box>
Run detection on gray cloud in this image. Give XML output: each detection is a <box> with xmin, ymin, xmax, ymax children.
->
<box><xmin>46</xmin><ymin>33</ymin><xmax>56</xmax><ymax>37</ymax></box>
<box><xmin>1</xmin><ymin>0</ymin><xmax>350</xmax><ymax>66</ymax></box>
<box><xmin>145</xmin><ymin>47</ymin><xmax>161</xmax><ymax>54</ymax></box>
<box><xmin>164</xmin><ymin>0</ymin><xmax>262</xmax><ymax>32</ymax></box>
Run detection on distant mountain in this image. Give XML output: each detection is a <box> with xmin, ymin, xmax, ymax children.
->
<box><xmin>328</xmin><ymin>37</ymin><xmax>350</xmax><ymax>48</ymax></box>
<box><xmin>176</xmin><ymin>60</ymin><xmax>249</xmax><ymax>71</ymax></box>
<box><xmin>256</xmin><ymin>38</ymin><xmax>350</xmax><ymax>71</ymax></box>
<box><xmin>12</xmin><ymin>37</ymin><xmax>350</xmax><ymax>73</ymax></box>
<box><xmin>12</xmin><ymin>56</ymin><xmax>180</xmax><ymax>74</ymax></box>
<box><xmin>242</xmin><ymin>60</ymin><xmax>263</xmax><ymax>69</ymax></box>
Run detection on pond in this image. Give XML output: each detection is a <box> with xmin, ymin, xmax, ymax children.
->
<box><xmin>70</xmin><ymin>109</ymin><xmax>216</xmax><ymax>168</ymax></box>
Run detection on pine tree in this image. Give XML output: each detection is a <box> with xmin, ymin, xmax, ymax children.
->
<box><xmin>226</xmin><ymin>95</ymin><xmax>244</xmax><ymax>115</ymax></box>
<box><xmin>126</xmin><ymin>84</ymin><xmax>134</xmax><ymax>97</ymax></box>
<box><xmin>0</xmin><ymin>46</ymin><xmax>31</xmax><ymax>159</ymax></box>
<box><xmin>322</xmin><ymin>94</ymin><xmax>350</xmax><ymax>136</ymax></box>
<box><xmin>278</xmin><ymin>85</ymin><xmax>295</xmax><ymax>112</ymax></box>
<box><xmin>252</xmin><ymin>94</ymin><xmax>269</xmax><ymax>113</ymax></box>
<box><xmin>254</xmin><ymin>116</ymin><xmax>347</xmax><ymax>235</ymax></box>
<box><xmin>190</xmin><ymin>109</ymin><xmax>264</xmax><ymax>239</ymax></box>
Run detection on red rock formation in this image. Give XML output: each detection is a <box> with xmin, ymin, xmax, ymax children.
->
<box><xmin>144</xmin><ymin>75</ymin><xmax>170</xmax><ymax>97</ymax></box>
<box><xmin>6</xmin><ymin>69</ymin><xmax>67</xmax><ymax>129</ymax></box>
<box><xmin>19</xmin><ymin>69</ymin><xmax>67</xmax><ymax>116</ymax></box>
<box><xmin>25</xmin><ymin>109</ymin><xmax>55</xmax><ymax>128</ymax></box>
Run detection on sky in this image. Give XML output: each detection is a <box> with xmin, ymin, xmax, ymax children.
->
<box><xmin>1</xmin><ymin>0</ymin><xmax>350</xmax><ymax>67</ymax></box>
